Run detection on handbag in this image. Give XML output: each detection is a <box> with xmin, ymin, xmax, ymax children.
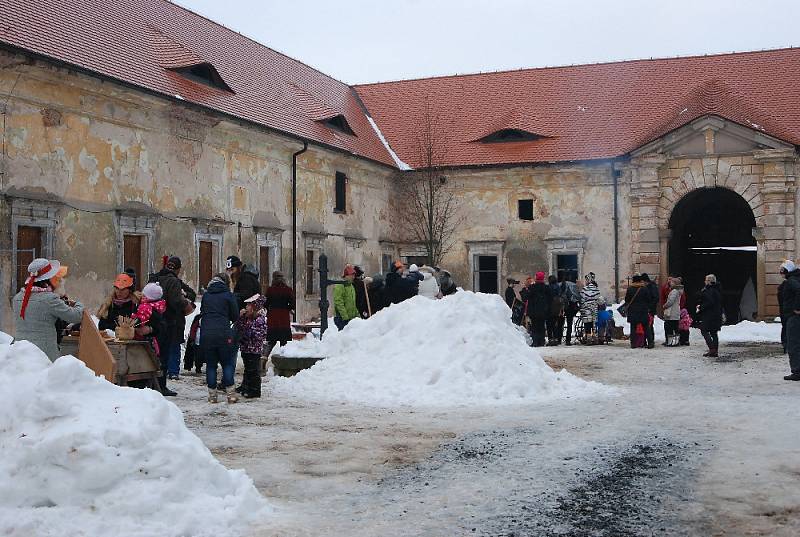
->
<box><xmin>618</xmin><ymin>287</ymin><xmax>641</xmax><ymax>318</ymax></box>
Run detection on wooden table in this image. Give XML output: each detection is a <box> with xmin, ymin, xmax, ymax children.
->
<box><xmin>61</xmin><ymin>333</ymin><xmax>160</xmax><ymax>389</ymax></box>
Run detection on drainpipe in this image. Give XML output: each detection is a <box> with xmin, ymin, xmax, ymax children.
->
<box><xmin>613</xmin><ymin>166</ymin><xmax>621</xmax><ymax>303</ymax></box>
<box><xmin>291</xmin><ymin>141</ymin><xmax>308</xmax><ymax>321</ymax></box>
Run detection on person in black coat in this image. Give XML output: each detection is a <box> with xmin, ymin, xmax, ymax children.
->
<box><xmin>353</xmin><ymin>266</ymin><xmax>372</xmax><ymax>318</ymax></box>
<box><xmin>780</xmin><ymin>262</ymin><xmax>800</xmax><ymax>381</ymax></box>
<box><xmin>641</xmin><ymin>273</ymin><xmax>659</xmax><ymax>349</ymax></box>
<box><xmin>621</xmin><ymin>274</ymin><xmax>653</xmax><ymax>349</ymax></box>
<box><xmin>778</xmin><ymin>260</ymin><xmax>795</xmax><ymax>354</ymax></box>
<box><xmin>226</xmin><ymin>255</ymin><xmax>261</xmax><ymax>310</ymax></box>
<box><xmin>150</xmin><ymin>256</ymin><xmax>196</xmax><ymax>390</ymax></box>
<box><xmin>368</xmin><ymin>273</ymin><xmax>386</xmax><ymax>316</ymax></box>
<box><xmin>697</xmin><ymin>274</ymin><xmax>723</xmax><ymax>358</ymax></box>
<box><xmin>523</xmin><ymin>272</ymin><xmax>552</xmax><ymax>347</ymax></box>
<box><xmin>384</xmin><ymin>261</ymin><xmax>418</xmax><ymax>306</ymax></box>
<box><xmin>200</xmin><ymin>273</ymin><xmax>240</xmax><ymax>403</ymax></box>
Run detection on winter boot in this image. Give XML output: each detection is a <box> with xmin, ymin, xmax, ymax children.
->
<box><xmin>260</xmin><ymin>356</ymin><xmax>268</xmax><ymax>377</ymax></box>
<box><xmin>708</xmin><ymin>348</ymin><xmax>719</xmax><ymax>358</ymax></box>
<box><xmin>226</xmin><ymin>386</ymin><xmax>239</xmax><ymax>404</ymax></box>
<box><xmin>158</xmin><ymin>375</ymin><xmax>177</xmax><ymax>397</ymax></box>
<box><xmin>208</xmin><ymin>388</ymin><xmax>218</xmax><ymax>403</ymax></box>
<box><xmin>783</xmin><ymin>373</ymin><xmax>800</xmax><ymax>381</ymax></box>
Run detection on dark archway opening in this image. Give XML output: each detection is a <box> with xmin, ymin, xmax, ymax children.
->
<box><xmin>668</xmin><ymin>187</ymin><xmax>757</xmax><ymax>324</ymax></box>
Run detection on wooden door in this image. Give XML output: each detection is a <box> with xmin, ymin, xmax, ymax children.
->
<box><xmin>123</xmin><ymin>234</ymin><xmax>144</xmax><ymax>290</ymax></box>
<box><xmin>198</xmin><ymin>240</ymin><xmax>213</xmax><ymax>290</ymax></box>
<box><xmin>259</xmin><ymin>246</ymin><xmax>270</xmax><ymax>293</ymax></box>
<box><xmin>16</xmin><ymin>226</ymin><xmax>43</xmax><ymax>289</ymax></box>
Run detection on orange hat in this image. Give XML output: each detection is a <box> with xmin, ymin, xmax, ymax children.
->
<box><xmin>393</xmin><ymin>260</ymin><xmax>405</xmax><ymax>272</ymax></box>
<box><xmin>113</xmin><ymin>273</ymin><xmax>134</xmax><ymax>289</ymax></box>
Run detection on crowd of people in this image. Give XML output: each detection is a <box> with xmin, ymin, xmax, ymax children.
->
<box><xmin>9</xmin><ymin>253</ymin><xmax>459</xmax><ymax>402</ymax></box>
<box><xmin>331</xmin><ymin>260</ymin><xmax>457</xmax><ymax>330</ymax></box>
<box><xmin>506</xmin><ymin>271</ymin><xmax>613</xmax><ymax>347</ymax></box>
<box><xmin>10</xmin><ymin>253</ymin><xmax>800</xmax><ymax>395</ymax></box>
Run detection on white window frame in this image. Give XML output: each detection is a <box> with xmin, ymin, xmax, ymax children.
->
<box><xmin>545</xmin><ymin>237</ymin><xmax>586</xmax><ymax>281</ymax></box>
<box><xmin>466</xmin><ymin>240</ymin><xmax>505</xmax><ymax>294</ymax></box>
<box><xmin>303</xmin><ymin>233</ymin><xmax>325</xmax><ymax>297</ymax></box>
<box><xmin>10</xmin><ymin>199</ymin><xmax>58</xmax><ymax>294</ymax></box>
<box><xmin>256</xmin><ymin>228</ymin><xmax>283</xmax><ymax>278</ymax></box>
<box><xmin>115</xmin><ymin>213</ymin><xmax>156</xmax><ymax>278</ymax></box>
<box><xmin>194</xmin><ymin>225</ymin><xmax>224</xmax><ymax>292</ymax></box>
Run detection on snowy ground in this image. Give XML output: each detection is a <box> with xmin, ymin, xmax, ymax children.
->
<box><xmin>171</xmin><ymin>334</ymin><xmax>800</xmax><ymax>536</ymax></box>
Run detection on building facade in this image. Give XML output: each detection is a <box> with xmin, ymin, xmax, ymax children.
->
<box><xmin>2</xmin><ymin>0</ymin><xmax>798</xmax><ymax>332</ymax></box>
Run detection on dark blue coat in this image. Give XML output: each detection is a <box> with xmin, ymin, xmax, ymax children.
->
<box><xmin>199</xmin><ymin>279</ymin><xmax>239</xmax><ymax>345</ymax></box>
<box><xmin>384</xmin><ymin>271</ymin><xmax>418</xmax><ymax>306</ymax></box>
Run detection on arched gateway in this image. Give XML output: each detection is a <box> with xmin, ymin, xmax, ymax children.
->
<box><xmin>627</xmin><ymin>117</ymin><xmax>798</xmax><ymax>321</ymax></box>
<box><xmin>668</xmin><ymin>188</ymin><xmax>757</xmax><ymax>322</ymax></box>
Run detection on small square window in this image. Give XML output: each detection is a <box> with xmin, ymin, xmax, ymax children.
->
<box><xmin>334</xmin><ymin>172</ymin><xmax>347</xmax><ymax>213</ymax></box>
<box><xmin>518</xmin><ymin>199</ymin><xmax>534</xmax><ymax>221</ymax></box>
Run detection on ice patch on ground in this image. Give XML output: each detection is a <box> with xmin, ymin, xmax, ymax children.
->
<box><xmin>0</xmin><ymin>336</ymin><xmax>269</xmax><ymax>537</ymax></box>
<box><xmin>273</xmin><ymin>292</ymin><xmax>610</xmax><ymax>407</ymax></box>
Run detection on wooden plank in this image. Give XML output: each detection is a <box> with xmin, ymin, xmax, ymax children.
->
<box><xmin>77</xmin><ymin>310</ymin><xmax>117</xmax><ymax>382</ymax></box>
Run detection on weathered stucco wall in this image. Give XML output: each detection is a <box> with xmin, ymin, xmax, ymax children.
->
<box><xmin>414</xmin><ymin>163</ymin><xmax>631</xmax><ymax>304</ymax></box>
<box><xmin>0</xmin><ymin>49</ymin><xmax>395</xmax><ymax>330</ymax></box>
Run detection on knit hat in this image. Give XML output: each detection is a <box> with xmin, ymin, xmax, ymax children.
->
<box><xmin>781</xmin><ymin>260</ymin><xmax>796</xmax><ymax>273</ymax></box>
<box><xmin>19</xmin><ymin>258</ymin><xmax>62</xmax><ymax>319</ymax></box>
<box><xmin>142</xmin><ymin>282</ymin><xmax>163</xmax><ymax>301</ymax></box>
<box><xmin>535</xmin><ymin>271</ymin><xmax>545</xmax><ymax>282</ymax></box>
<box><xmin>409</xmin><ymin>264</ymin><xmax>419</xmax><ymax>273</ymax></box>
<box><xmin>244</xmin><ymin>293</ymin><xmax>262</xmax><ymax>303</ymax></box>
<box><xmin>226</xmin><ymin>255</ymin><xmax>243</xmax><ymax>269</ymax></box>
<box><xmin>113</xmin><ymin>273</ymin><xmax>134</xmax><ymax>289</ymax></box>
<box><xmin>342</xmin><ymin>264</ymin><xmax>356</xmax><ymax>277</ymax></box>
<box><xmin>164</xmin><ymin>255</ymin><xmax>181</xmax><ymax>270</ymax></box>
<box><xmin>392</xmin><ymin>260</ymin><xmax>405</xmax><ymax>272</ymax></box>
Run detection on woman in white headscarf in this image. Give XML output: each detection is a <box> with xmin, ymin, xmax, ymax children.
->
<box><xmin>12</xmin><ymin>258</ymin><xmax>84</xmax><ymax>361</ymax></box>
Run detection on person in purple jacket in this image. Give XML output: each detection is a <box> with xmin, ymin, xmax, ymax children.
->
<box><xmin>234</xmin><ymin>294</ymin><xmax>268</xmax><ymax>399</ymax></box>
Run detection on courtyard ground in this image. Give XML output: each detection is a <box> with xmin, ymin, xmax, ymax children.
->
<box><xmin>174</xmin><ymin>338</ymin><xmax>799</xmax><ymax>537</ymax></box>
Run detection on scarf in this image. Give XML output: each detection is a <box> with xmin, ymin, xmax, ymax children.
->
<box><xmin>20</xmin><ymin>264</ymin><xmax>53</xmax><ymax>320</ymax></box>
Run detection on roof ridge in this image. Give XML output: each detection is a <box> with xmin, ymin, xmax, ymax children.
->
<box><xmin>353</xmin><ymin>47</ymin><xmax>800</xmax><ymax>87</ymax></box>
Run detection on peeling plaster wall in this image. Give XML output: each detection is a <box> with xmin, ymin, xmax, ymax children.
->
<box><xmin>0</xmin><ymin>49</ymin><xmax>395</xmax><ymax>330</ymax></box>
<box><xmin>413</xmin><ymin>164</ymin><xmax>631</xmax><ymax>303</ymax></box>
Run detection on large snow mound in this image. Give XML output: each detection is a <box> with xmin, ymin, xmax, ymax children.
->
<box><xmin>274</xmin><ymin>292</ymin><xmax>609</xmax><ymax>407</ymax></box>
<box><xmin>0</xmin><ymin>337</ymin><xmax>269</xmax><ymax>537</ymax></box>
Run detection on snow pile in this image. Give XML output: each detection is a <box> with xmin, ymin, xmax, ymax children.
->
<box><xmin>720</xmin><ymin>320</ymin><xmax>781</xmax><ymax>343</ymax></box>
<box><xmin>0</xmin><ymin>336</ymin><xmax>269</xmax><ymax>537</ymax></box>
<box><xmin>612</xmin><ymin>304</ymin><xmax>781</xmax><ymax>343</ymax></box>
<box><xmin>274</xmin><ymin>292</ymin><xmax>608</xmax><ymax>407</ymax></box>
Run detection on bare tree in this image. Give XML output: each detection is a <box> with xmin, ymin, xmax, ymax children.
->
<box><xmin>392</xmin><ymin>101</ymin><xmax>462</xmax><ymax>267</ymax></box>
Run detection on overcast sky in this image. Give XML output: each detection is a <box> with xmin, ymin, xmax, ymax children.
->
<box><xmin>177</xmin><ymin>0</ymin><xmax>800</xmax><ymax>85</ymax></box>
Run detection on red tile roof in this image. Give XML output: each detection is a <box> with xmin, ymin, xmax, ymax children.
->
<box><xmin>355</xmin><ymin>49</ymin><xmax>800</xmax><ymax>168</ymax></box>
<box><xmin>0</xmin><ymin>0</ymin><xmax>398</xmax><ymax>167</ymax></box>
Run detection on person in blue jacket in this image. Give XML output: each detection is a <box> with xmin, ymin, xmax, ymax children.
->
<box><xmin>199</xmin><ymin>273</ymin><xmax>240</xmax><ymax>403</ymax></box>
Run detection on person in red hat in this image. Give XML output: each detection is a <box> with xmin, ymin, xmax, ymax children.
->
<box><xmin>333</xmin><ymin>264</ymin><xmax>359</xmax><ymax>330</ymax></box>
<box><xmin>12</xmin><ymin>258</ymin><xmax>84</xmax><ymax>361</ymax></box>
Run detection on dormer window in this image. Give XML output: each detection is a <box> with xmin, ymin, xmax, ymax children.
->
<box><xmin>479</xmin><ymin>129</ymin><xmax>542</xmax><ymax>143</ymax></box>
<box><xmin>172</xmin><ymin>63</ymin><xmax>233</xmax><ymax>92</ymax></box>
<box><xmin>322</xmin><ymin>115</ymin><xmax>356</xmax><ymax>136</ymax></box>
